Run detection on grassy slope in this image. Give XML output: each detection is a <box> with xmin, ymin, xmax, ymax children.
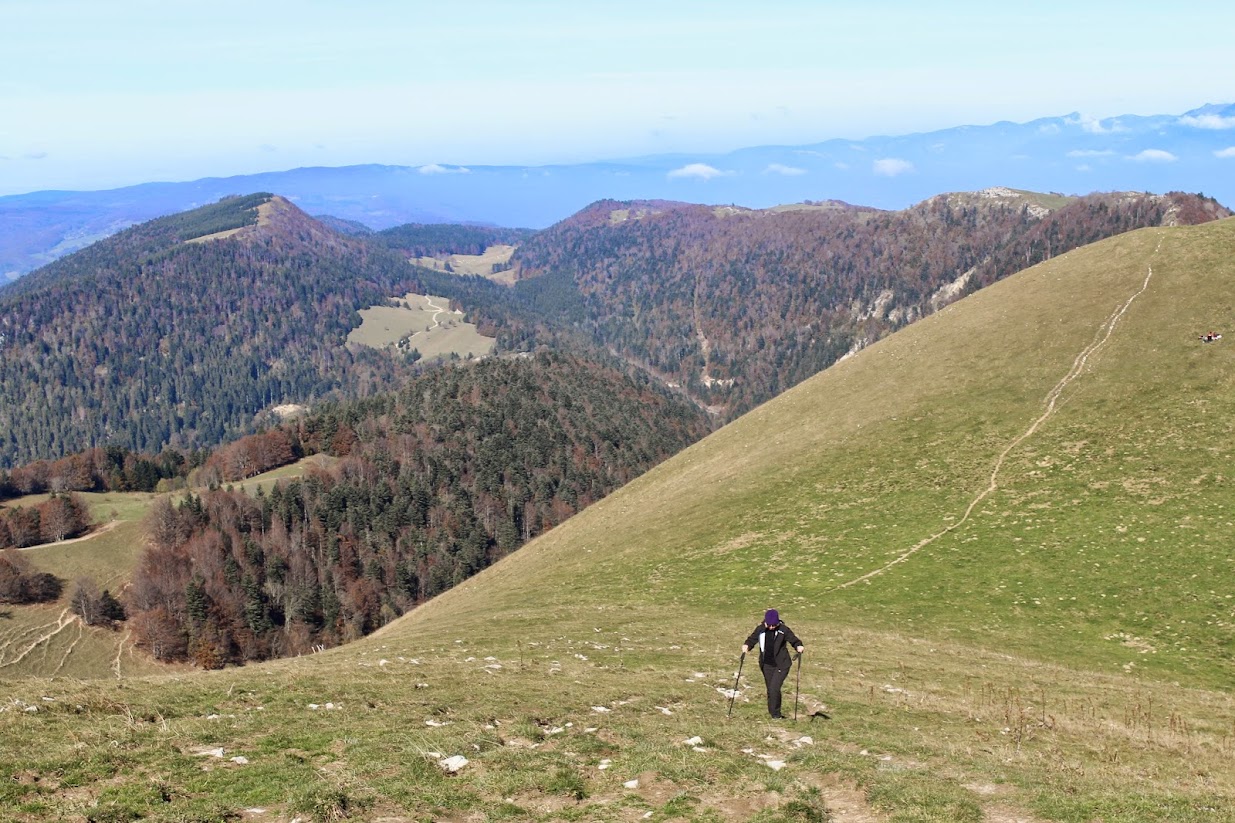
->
<box><xmin>3</xmin><ymin>221</ymin><xmax>1235</xmax><ymax>821</ymax></box>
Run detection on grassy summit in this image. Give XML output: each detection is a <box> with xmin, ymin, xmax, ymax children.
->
<box><xmin>4</xmin><ymin>219</ymin><xmax>1235</xmax><ymax>820</ymax></box>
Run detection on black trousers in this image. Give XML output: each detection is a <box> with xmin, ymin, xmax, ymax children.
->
<box><xmin>761</xmin><ymin>662</ymin><xmax>790</xmax><ymax>717</ymax></box>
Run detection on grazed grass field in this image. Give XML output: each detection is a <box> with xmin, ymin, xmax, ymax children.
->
<box><xmin>3</xmin><ymin>219</ymin><xmax>1235</xmax><ymax>820</ymax></box>
<box><xmin>413</xmin><ymin>244</ymin><xmax>518</xmax><ymax>284</ymax></box>
<box><xmin>347</xmin><ymin>293</ymin><xmax>495</xmax><ymax>360</ymax></box>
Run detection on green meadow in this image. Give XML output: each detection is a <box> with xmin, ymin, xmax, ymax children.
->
<box><xmin>3</xmin><ymin>219</ymin><xmax>1235</xmax><ymax>820</ymax></box>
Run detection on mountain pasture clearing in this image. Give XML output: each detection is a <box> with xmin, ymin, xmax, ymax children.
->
<box><xmin>413</xmin><ymin>243</ymin><xmax>517</xmax><ymax>284</ymax></box>
<box><xmin>347</xmin><ymin>292</ymin><xmax>495</xmax><ymax>360</ymax></box>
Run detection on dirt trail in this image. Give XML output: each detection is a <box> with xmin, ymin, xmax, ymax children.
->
<box><xmin>0</xmin><ymin>609</ymin><xmax>79</xmax><ymax>669</ymax></box>
<box><xmin>113</xmin><ymin>629</ymin><xmax>132</xmax><ymax>678</ymax></box>
<box><xmin>835</xmin><ymin>238</ymin><xmax>1162</xmax><ymax>590</ymax></box>
<box><xmin>15</xmin><ymin>518</ymin><xmax>120</xmax><ymax>551</ymax></box>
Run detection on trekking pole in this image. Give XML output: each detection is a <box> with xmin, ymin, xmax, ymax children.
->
<box><xmin>727</xmin><ymin>653</ymin><xmax>746</xmax><ymax>718</ymax></box>
<box><xmin>793</xmin><ymin>651</ymin><xmax>803</xmax><ymax>720</ymax></box>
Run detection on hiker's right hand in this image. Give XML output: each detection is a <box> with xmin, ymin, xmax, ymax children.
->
<box><xmin>741</xmin><ymin>645</ymin><xmax>749</xmax><ymax>654</ymax></box>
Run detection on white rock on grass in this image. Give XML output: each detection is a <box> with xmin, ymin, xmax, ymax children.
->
<box><xmin>190</xmin><ymin>747</ymin><xmax>226</xmax><ymax>758</ymax></box>
<box><xmin>624</xmin><ymin>779</ymin><xmax>640</xmax><ymax>789</ymax></box>
<box><xmin>230</xmin><ymin>756</ymin><xmax>249</xmax><ymax>765</ymax></box>
<box><xmin>591</xmin><ymin>706</ymin><xmax>611</xmax><ymax>713</ymax></box>
<box><xmin>683</xmin><ymin>736</ymin><xmax>704</xmax><ymax>746</ymax></box>
<box><xmin>438</xmin><ymin>755</ymin><xmax>469</xmax><ymax>773</ymax></box>
<box><xmin>425</xmin><ymin>719</ymin><xmax>451</xmax><ymax>727</ymax></box>
<box><xmin>765</xmin><ymin>760</ymin><xmax>787</xmax><ymax>771</ymax></box>
<box><xmin>655</xmin><ymin>706</ymin><xmax>673</xmax><ymax>715</ymax></box>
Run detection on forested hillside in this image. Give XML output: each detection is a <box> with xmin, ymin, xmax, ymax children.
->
<box><xmin>373</xmin><ymin>223</ymin><xmax>536</xmax><ymax>257</ymax></box>
<box><xmin>126</xmin><ymin>350</ymin><xmax>711</xmax><ymax>665</ymax></box>
<box><xmin>0</xmin><ymin>196</ymin><xmax>438</xmax><ymax>467</ymax></box>
<box><xmin>513</xmin><ymin>191</ymin><xmax>1230</xmax><ymax>416</ymax></box>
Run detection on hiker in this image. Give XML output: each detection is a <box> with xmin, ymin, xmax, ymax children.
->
<box><xmin>741</xmin><ymin>609</ymin><xmax>805</xmax><ymax>719</ymax></box>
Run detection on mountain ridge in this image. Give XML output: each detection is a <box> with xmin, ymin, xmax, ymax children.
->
<box><xmin>4</xmin><ymin>102</ymin><xmax>1234</xmax><ymax>279</ymax></box>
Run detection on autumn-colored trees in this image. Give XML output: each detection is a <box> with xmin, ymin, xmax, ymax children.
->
<box><xmin>512</xmin><ymin>193</ymin><xmax>1229</xmax><ymax>419</ymax></box>
<box><xmin>0</xmin><ymin>493</ymin><xmax>91</xmax><ymax>549</ymax></box>
<box><xmin>125</xmin><ymin>352</ymin><xmax>712</xmax><ymax>666</ymax></box>
<box><xmin>0</xmin><ymin>446</ymin><xmax>194</xmax><ymax>501</ymax></box>
<box><xmin>0</xmin><ymin>550</ymin><xmax>63</xmax><ymax>604</ymax></box>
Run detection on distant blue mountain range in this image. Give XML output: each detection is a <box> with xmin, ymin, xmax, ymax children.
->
<box><xmin>3</xmin><ymin>103</ymin><xmax>1233</xmax><ymax>281</ymax></box>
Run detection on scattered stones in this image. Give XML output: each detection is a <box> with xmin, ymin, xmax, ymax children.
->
<box><xmin>439</xmin><ymin>755</ymin><xmax>469</xmax><ymax>773</ymax></box>
<box><xmin>624</xmin><ymin>778</ymin><xmax>640</xmax><ymax>789</ymax></box>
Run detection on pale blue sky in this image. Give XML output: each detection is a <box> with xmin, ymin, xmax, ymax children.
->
<box><xmin>2</xmin><ymin>0</ymin><xmax>1232</xmax><ymax>195</ymax></box>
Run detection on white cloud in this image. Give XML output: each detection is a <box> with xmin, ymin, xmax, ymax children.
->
<box><xmin>873</xmin><ymin>158</ymin><xmax>914</xmax><ymax>177</ymax></box>
<box><xmin>667</xmin><ymin>163</ymin><xmax>729</xmax><ymax>180</ymax></box>
<box><xmin>1037</xmin><ymin>123</ymin><xmax>1061</xmax><ymax>135</ymax></box>
<box><xmin>1076</xmin><ymin>164</ymin><xmax>1092</xmax><ymax>172</ymax></box>
<box><xmin>418</xmin><ymin>163</ymin><xmax>470</xmax><ymax>174</ymax></box>
<box><xmin>1180</xmin><ymin>114</ymin><xmax>1235</xmax><ymax>130</ymax></box>
<box><xmin>833</xmin><ymin>161</ymin><xmax>849</xmax><ymax>170</ymax></box>
<box><xmin>1066</xmin><ymin>149</ymin><xmax>1115</xmax><ymax>157</ymax></box>
<box><xmin>1129</xmin><ymin>149</ymin><xmax>1178</xmax><ymax>163</ymax></box>
<box><xmin>1067</xmin><ymin>114</ymin><xmax>1123</xmax><ymax>134</ymax></box>
<box><xmin>763</xmin><ymin>163</ymin><xmax>806</xmax><ymax>176</ymax></box>
<box><xmin>1214</xmin><ymin>147</ymin><xmax>1235</xmax><ymax>158</ymax></box>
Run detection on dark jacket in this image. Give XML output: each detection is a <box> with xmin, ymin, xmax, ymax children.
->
<box><xmin>745</xmin><ymin>622</ymin><xmax>803</xmax><ymax>668</ymax></box>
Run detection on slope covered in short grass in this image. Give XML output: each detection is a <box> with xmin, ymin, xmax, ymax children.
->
<box><xmin>3</xmin><ymin>219</ymin><xmax>1235</xmax><ymax>821</ymax></box>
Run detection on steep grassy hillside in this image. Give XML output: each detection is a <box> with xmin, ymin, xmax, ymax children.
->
<box><xmin>3</xmin><ymin>219</ymin><xmax>1235</xmax><ymax>821</ymax></box>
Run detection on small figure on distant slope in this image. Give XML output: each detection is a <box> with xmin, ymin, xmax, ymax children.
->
<box><xmin>741</xmin><ymin>609</ymin><xmax>805</xmax><ymax>719</ymax></box>
<box><xmin>1199</xmin><ymin>331</ymin><xmax>1223</xmax><ymax>342</ymax></box>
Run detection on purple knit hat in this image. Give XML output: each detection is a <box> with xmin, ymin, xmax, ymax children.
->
<box><xmin>764</xmin><ymin>609</ymin><xmax>779</xmax><ymax>625</ymax></box>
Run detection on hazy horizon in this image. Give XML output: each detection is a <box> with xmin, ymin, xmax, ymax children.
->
<box><xmin>3</xmin><ymin>0</ymin><xmax>1233</xmax><ymax>196</ymax></box>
